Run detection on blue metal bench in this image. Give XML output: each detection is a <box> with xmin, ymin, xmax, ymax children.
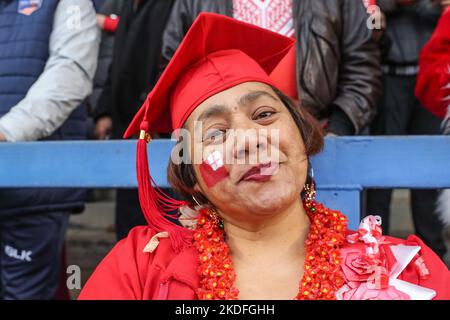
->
<box><xmin>1</xmin><ymin>136</ymin><xmax>449</xmax><ymax>229</ymax></box>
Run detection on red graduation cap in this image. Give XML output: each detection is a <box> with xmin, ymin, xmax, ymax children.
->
<box><xmin>124</xmin><ymin>12</ymin><xmax>297</xmax><ymax>252</ymax></box>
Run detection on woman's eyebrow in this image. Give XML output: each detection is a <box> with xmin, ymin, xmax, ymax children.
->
<box><xmin>197</xmin><ymin>104</ymin><xmax>229</xmax><ymax>122</ymax></box>
<box><xmin>238</xmin><ymin>90</ymin><xmax>278</xmax><ymax>107</ymax></box>
<box><xmin>197</xmin><ymin>91</ymin><xmax>278</xmax><ymax>122</ymax></box>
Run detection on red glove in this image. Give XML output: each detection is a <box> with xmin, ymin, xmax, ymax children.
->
<box><xmin>103</xmin><ymin>14</ymin><xmax>120</xmax><ymax>33</ymax></box>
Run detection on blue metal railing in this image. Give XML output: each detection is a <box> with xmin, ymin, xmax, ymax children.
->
<box><xmin>1</xmin><ymin>136</ymin><xmax>449</xmax><ymax>229</ymax></box>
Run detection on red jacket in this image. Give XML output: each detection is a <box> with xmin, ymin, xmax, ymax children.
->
<box><xmin>416</xmin><ymin>8</ymin><xmax>450</xmax><ymax>119</ymax></box>
<box><xmin>78</xmin><ymin>225</ymin><xmax>450</xmax><ymax>300</ymax></box>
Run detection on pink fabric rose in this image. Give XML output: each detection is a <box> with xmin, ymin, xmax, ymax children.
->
<box><xmin>342</xmin><ymin>282</ymin><xmax>410</xmax><ymax>300</ymax></box>
<box><xmin>341</xmin><ymin>247</ymin><xmax>378</xmax><ymax>282</ymax></box>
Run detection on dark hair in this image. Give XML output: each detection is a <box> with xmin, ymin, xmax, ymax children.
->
<box><xmin>167</xmin><ymin>86</ymin><xmax>324</xmax><ymax>205</ymax></box>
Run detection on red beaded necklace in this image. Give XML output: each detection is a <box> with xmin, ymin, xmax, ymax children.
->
<box><xmin>193</xmin><ymin>198</ymin><xmax>348</xmax><ymax>300</ymax></box>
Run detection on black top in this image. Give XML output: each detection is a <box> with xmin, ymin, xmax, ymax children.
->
<box><xmin>95</xmin><ymin>0</ymin><xmax>175</xmax><ymax>138</ymax></box>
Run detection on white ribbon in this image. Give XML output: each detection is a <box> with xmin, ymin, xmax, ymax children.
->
<box><xmin>388</xmin><ymin>245</ymin><xmax>436</xmax><ymax>300</ymax></box>
<box><xmin>143</xmin><ymin>231</ymin><xmax>169</xmax><ymax>253</ymax></box>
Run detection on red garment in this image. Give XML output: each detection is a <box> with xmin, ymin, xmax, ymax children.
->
<box><xmin>78</xmin><ymin>225</ymin><xmax>450</xmax><ymax>300</ymax></box>
<box><xmin>415</xmin><ymin>8</ymin><xmax>450</xmax><ymax>119</ymax></box>
<box><xmin>232</xmin><ymin>0</ymin><xmax>295</xmax><ymax>37</ymax></box>
<box><xmin>79</xmin><ymin>227</ymin><xmax>198</xmax><ymax>300</ymax></box>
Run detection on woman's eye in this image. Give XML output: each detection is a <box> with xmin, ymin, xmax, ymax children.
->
<box><xmin>204</xmin><ymin>129</ymin><xmax>226</xmax><ymax>143</ymax></box>
<box><xmin>254</xmin><ymin>111</ymin><xmax>274</xmax><ymax>120</ymax></box>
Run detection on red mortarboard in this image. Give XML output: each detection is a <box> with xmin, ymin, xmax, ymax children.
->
<box><xmin>125</xmin><ymin>13</ymin><xmax>297</xmax><ymax>252</ymax></box>
<box><xmin>124</xmin><ymin>12</ymin><xmax>296</xmax><ymax>137</ymax></box>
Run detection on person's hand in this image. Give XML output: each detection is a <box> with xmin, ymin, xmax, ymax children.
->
<box><xmin>95</xmin><ymin>116</ymin><xmax>113</xmax><ymax>140</ymax></box>
<box><xmin>0</xmin><ymin>132</ymin><xmax>6</xmax><ymax>142</ymax></box>
<box><xmin>436</xmin><ymin>0</ymin><xmax>450</xmax><ymax>8</ymax></box>
<box><xmin>96</xmin><ymin>14</ymin><xmax>106</xmax><ymax>29</ymax></box>
<box><xmin>326</xmin><ymin>132</ymin><xmax>338</xmax><ymax>137</ymax></box>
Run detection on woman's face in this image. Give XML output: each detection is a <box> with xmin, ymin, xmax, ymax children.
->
<box><xmin>184</xmin><ymin>82</ymin><xmax>308</xmax><ymax>222</ymax></box>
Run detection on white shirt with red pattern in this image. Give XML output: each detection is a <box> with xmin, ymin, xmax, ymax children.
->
<box><xmin>233</xmin><ymin>0</ymin><xmax>295</xmax><ymax>37</ymax></box>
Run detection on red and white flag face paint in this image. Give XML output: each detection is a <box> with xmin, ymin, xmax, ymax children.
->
<box><xmin>199</xmin><ymin>151</ymin><xmax>229</xmax><ymax>188</ymax></box>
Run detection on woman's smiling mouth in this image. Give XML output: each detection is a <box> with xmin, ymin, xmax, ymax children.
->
<box><xmin>239</xmin><ymin>162</ymin><xmax>280</xmax><ymax>182</ymax></box>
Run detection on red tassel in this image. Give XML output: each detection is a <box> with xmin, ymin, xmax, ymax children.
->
<box><xmin>136</xmin><ymin>121</ymin><xmax>193</xmax><ymax>253</ymax></box>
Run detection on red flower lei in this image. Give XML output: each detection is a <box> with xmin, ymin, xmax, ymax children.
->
<box><xmin>193</xmin><ymin>199</ymin><xmax>348</xmax><ymax>300</ymax></box>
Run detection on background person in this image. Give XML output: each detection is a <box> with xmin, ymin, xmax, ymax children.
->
<box><xmin>0</xmin><ymin>0</ymin><xmax>99</xmax><ymax>299</ymax></box>
<box><xmin>367</xmin><ymin>0</ymin><xmax>449</xmax><ymax>259</ymax></box>
<box><xmin>161</xmin><ymin>0</ymin><xmax>382</xmax><ymax>136</ymax></box>
<box><xmin>93</xmin><ymin>0</ymin><xmax>176</xmax><ymax>240</ymax></box>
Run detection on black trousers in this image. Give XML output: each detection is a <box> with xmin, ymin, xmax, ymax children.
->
<box><xmin>366</xmin><ymin>74</ymin><xmax>447</xmax><ymax>258</ymax></box>
<box><xmin>115</xmin><ymin>189</ymin><xmax>147</xmax><ymax>241</ymax></box>
<box><xmin>115</xmin><ymin>188</ymin><xmax>180</xmax><ymax>241</ymax></box>
<box><xmin>0</xmin><ymin>212</ymin><xmax>69</xmax><ymax>299</ymax></box>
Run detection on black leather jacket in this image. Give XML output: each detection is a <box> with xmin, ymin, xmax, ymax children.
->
<box><xmin>162</xmin><ymin>0</ymin><xmax>381</xmax><ymax>134</ymax></box>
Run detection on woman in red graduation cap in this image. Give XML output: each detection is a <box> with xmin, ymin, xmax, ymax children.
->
<box><xmin>79</xmin><ymin>13</ymin><xmax>450</xmax><ymax>300</ymax></box>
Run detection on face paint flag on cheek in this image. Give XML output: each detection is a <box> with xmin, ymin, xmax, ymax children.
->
<box><xmin>199</xmin><ymin>151</ymin><xmax>229</xmax><ymax>188</ymax></box>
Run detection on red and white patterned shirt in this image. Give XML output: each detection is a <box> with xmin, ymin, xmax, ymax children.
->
<box><xmin>233</xmin><ymin>0</ymin><xmax>295</xmax><ymax>38</ymax></box>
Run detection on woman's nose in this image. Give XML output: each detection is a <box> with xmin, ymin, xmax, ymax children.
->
<box><xmin>232</xmin><ymin>127</ymin><xmax>270</xmax><ymax>163</ymax></box>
